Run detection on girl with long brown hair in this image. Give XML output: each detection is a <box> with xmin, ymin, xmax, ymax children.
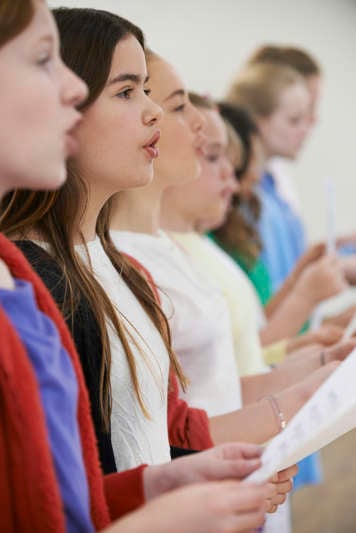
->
<box><xmin>0</xmin><ymin>6</ymin><xmax>202</xmax><ymax>474</ymax></box>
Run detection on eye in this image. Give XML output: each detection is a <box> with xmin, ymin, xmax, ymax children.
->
<box><xmin>36</xmin><ymin>52</ymin><xmax>52</xmax><ymax>69</ymax></box>
<box><xmin>144</xmin><ymin>88</ymin><xmax>152</xmax><ymax>96</ymax></box>
<box><xmin>206</xmin><ymin>155</ymin><xmax>219</xmax><ymax>162</ymax></box>
<box><xmin>116</xmin><ymin>87</ymin><xmax>133</xmax><ymax>99</ymax></box>
<box><xmin>173</xmin><ymin>104</ymin><xmax>186</xmax><ymax>112</ymax></box>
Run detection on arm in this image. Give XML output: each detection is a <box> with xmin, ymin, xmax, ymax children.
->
<box><xmin>103</xmin><ymin>481</ymin><xmax>269</xmax><ymax>533</ymax></box>
<box><xmin>241</xmin><ymin>339</ymin><xmax>355</xmax><ymax>404</ymax></box>
<box><xmin>261</xmin><ymin>254</ymin><xmax>347</xmax><ymax>345</ymax></box>
<box><xmin>264</xmin><ymin>243</ymin><xmax>325</xmax><ymax>319</ymax></box>
<box><xmin>209</xmin><ymin>361</ymin><xmax>339</xmax><ymax>445</ymax></box>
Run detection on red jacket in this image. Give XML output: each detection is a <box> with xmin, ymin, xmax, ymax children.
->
<box><xmin>0</xmin><ymin>234</ymin><xmax>145</xmax><ymax>532</ymax></box>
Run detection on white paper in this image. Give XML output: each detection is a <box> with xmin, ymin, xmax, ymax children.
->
<box><xmin>343</xmin><ymin>312</ymin><xmax>356</xmax><ymax>340</ymax></box>
<box><xmin>310</xmin><ymin>287</ymin><xmax>356</xmax><ymax>331</ymax></box>
<box><xmin>246</xmin><ymin>348</ymin><xmax>356</xmax><ymax>483</ymax></box>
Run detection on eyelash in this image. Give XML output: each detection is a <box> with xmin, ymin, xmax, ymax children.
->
<box><xmin>116</xmin><ymin>88</ymin><xmax>152</xmax><ymax>99</ymax></box>
<box><xmin>116</xmin><ymin>88</ymin><xmax>133</xmax><ymax>99</ymax></box>
<box><xmin>174</xmin><ymin>104</ymin><xmax>186</xmax><ymax>112</ymax></box>
<box><xmin>37</xmin><ymin>53</ymin><xmax>52</xmax><ymax>68</ymax></box>
<box><xmin>206</xmin><ymin>155</ymin><xmax>220</xmax><ymax>162</ymax></box>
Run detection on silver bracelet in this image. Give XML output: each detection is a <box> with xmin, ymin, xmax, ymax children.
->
<box><xmin>264</xmin><ymin>395</ymin><xmax>287</xmax><ymax>433</ymax></box>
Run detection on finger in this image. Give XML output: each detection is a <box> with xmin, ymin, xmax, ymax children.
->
<box><xmin>268</xmin><ymin>472</ymin><xmax>278</xmax><ymax>483</ymax></box>
<box><xmin>220</xmin><ymin>442</ymin><xmax>263</xmax><ymax>461</ymax></box>
<box><xmin>223</xmin><ymin>483</ymin><xmax>268</xmax><ymax>514</ymax></box>
<box><xmin>268</xmin><ymin>492</ymin><xmax>287</xmax><ymax>507</ymax></box>
<box><xmin>274</xmin><ymin>479</ymin><xmax>293</xmax><ymax>496</ymax></box>
<box><xmin>226</xmin><ymin>510</ymin><xmax>266</xmax><ymax>531</ymax></box>
<box><xmin>225</xmin><ymin>458</ymin><xmax>263</xmax><ymax>479</ymax></box>
<box><xmin>277</xmin><ymin>464</ymin><xmax>298</xmax><ymax>481</ymax></box>
<box><xmin>266</xmin><ymin>504</ymin><xmax>278</xmax><ymax>514</ymax></box>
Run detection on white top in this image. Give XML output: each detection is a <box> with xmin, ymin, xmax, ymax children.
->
<box><xmin>112</xmin><ymin>230</ymin><xmax>242</xmax><ymax>417</ymax></box>
<box><xmin>172</xmin><ymin>232</ymin><xmax>269</xmax><ymax>376</ymax></box>
<box><xmin>75</xmin><ymin>237</ymin><xmax>171</xmax><ymax>472</ymax></box>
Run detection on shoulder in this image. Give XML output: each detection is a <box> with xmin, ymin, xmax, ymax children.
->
<box><xmin>14</xmin><ymin>240</ymin><xmax>66</xmax><ymax>303</ymax></box>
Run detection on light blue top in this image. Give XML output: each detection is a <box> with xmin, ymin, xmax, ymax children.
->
<box><xmin>258</xmin><ymin>172</ymin><xmax>306</xmax><ymax>292</ymax></box>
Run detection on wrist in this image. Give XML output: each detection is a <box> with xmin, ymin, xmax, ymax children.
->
<box><xmin>263</xmin><ymin>395</ymin><xmax>287</xmax><ymax>433</ymax></box>
<box><xmin>143</xmin><ymin>462</ymin><xmax>176</xmax><ymax>501</ymax></box>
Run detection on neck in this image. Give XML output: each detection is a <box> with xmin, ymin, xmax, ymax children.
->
<box><xmin>160</xmin><ymin>187</ymin><xmax>196</xmax><ymax>233</ymax></box>
<box><xmin>74</xmin><ymin>185</ymin><xmax>111</xmax><ymax>244</ymax></box>
<box><xmin>111</xmin><ymin>179</ymin><xmax>163</xmax><ymax>235</ymax></box>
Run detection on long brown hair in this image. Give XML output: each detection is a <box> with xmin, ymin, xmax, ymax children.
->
<box><xmin>0</xmin><ymin>7</ymin><xmax>186</xmax><ymax>431</ymax></box>
<box><xmin>188</xmin><ymin>93</ymin><xmax>262</xmax><ymax>266</ymax></box>
<box><xmin>214</xmin><ymin>102</ymin><xmax>262</xmax><ymax>267</ymax></box>
<box><xmin>0</xmin><ymin>0</ymin><xmax>34</xmax><ymax>48</ymax></box>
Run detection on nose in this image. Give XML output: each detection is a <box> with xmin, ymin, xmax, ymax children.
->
<box><xmin>189</xmin><ymin>103</ymin><xmax>205</xmax><ymax>134</ymax></box>
<box><xmin>143</xmin><ymin>95</ymin><xmax>163</xmax><ymax>126</ymax></box>
<box><xmin>61</xmin><ymin>62</ymin><xmax>88</xmax><ymax>109</ymax></box>
<box><xmin>223</xmin><ymin>158</ymin><xmax>240</xmax><ymax>194</ymax></box>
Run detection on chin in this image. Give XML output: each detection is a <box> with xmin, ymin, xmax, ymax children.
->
<box><xmin>129</xmin><ymin>170</ymin><xmax>154</xmax><ymax>189</ymax></box>
<box><xmin>27</xmin><ymin>170</ymin><xmax>67</xmax><ymax>192</ymax></box>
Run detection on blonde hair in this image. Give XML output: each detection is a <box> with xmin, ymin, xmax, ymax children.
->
<box><xmin>247</xmin><ymin>45</ymin><xmax>321</xmax><ymax>78</ymax></box>
<box><xmin>226</xmin><ymin>63</ymin><xmax>305</xmax><ymax>119</ymax></box>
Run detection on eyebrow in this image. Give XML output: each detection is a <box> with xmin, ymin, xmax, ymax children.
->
<box><xmin>108</xmin><ymin>73</ymin><xmax>149</xmax><ymax>86</ymax></box>
<box><xmin>164</xmin><ymin>88</ymin><xmax>186</xmax><ymax>102</ymax></box>
<box><xmin>205</xmin><ymin>142</ymin><xmax>224</xmax><ymax>150</ymax></box>
<box><xmin>35</xmin><ymin>34</ymin><xmax>55</xmax><ymax>46</ymax></box>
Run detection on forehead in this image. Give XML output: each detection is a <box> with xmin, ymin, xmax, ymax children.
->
<box><xmin>202</xmin><ymin>109</ymin><xmax>228</xmax><ymax>144</ymax></box>
<box><xmin>109</xmin><ymin>34</ymin><xmax>147</xmax><ymax>79</ymax></box>
<box><xmin>277</xmin><ymin>83</ymin><xmax>311</xmax><ymax>113</ymax></box>
<box><xmin>8</xmin><ymin>1</ymin><xmax>57</xmax><ymax>49</ymax></box>
<box><xmin>147</xmin><ymin>57</ymin><xmax>185</xmax><ymax>102</ymax></box>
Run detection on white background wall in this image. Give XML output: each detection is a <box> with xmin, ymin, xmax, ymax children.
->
<box><xmin>49</xmin><ymin>0</ymin><xmax>356</xmax><ymax>242</ymax></box>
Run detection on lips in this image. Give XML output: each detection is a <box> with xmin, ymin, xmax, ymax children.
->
<box><xmin>65</xmin><ymin>133</ymin><xmax>79</xmax><ymax>157</ymax></box>
<box><xmin>193</xmin><ymin>133</ymin><xmax>207</xmax><ymax>156</ymax></box>
<box><xmin>65</xmin><ymin>114</ymin><xmax>82</xmax><ymax>157</ymax></box>
<box><xmin>143</xmin><ymin>130</ymin><xmax>160</xmax><ymax>159</ymax></box>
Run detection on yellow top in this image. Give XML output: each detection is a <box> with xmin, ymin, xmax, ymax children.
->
<box><xmin>172</xmin><ymin>232</ymin><xmax>272</xmax><ymax>376</ymax></box>
<box><xmin>263</xmin><ymin>340</ymin><xmax>288</xmax><ymax>365</ymax></box>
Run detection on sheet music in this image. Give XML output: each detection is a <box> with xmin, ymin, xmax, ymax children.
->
<box><xmin>246</xmin><ymin>348</ymin><xmax>356</xmax><ymax>483</ymax></box>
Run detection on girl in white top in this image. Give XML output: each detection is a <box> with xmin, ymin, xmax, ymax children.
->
<box><xmin>116</xmin><ymin>229</ymin><xmax>242</xmax><ymax>416</ymax></box>
<box><xmin>110</xmin><ymin>50</ymin><xmax>350</xmax><ymax>445</ymax></box>
<box><xmin>76</xmin><ymin>237</ymin><xmax>171</xmax><ymax>469</ymax></box>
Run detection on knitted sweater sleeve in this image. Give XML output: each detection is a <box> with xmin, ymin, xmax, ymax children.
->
<box><xmin>103</xmin><ymin>465</ymin><xmax>147</xmax><ymax>520</ymax></box>
<box><xmin>168</xmin><ymin>370</ymin><xmax>214</xmax><ymax>450</ymax></box>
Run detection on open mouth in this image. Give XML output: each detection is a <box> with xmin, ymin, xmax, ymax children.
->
<box><xmin>65</xmin><ymin>114</ymin><xmax>82</xmax><ymax>157</ymax></box>
<box><xmin>143</xmin><ymin>130</ymin><xmax>160</xmax><ymax>159</ymax></box>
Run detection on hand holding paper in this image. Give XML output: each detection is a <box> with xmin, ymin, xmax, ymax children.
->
<box><xmin>247</xmin><ymin>348</ymin><xmax>356</xmax><ymax>483</ymax></box>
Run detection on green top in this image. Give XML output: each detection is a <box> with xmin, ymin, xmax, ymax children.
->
<box><xmin>208</xmin><ymin>233</ymin><xmax>272</xmax><ymax>306</ymax></box>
